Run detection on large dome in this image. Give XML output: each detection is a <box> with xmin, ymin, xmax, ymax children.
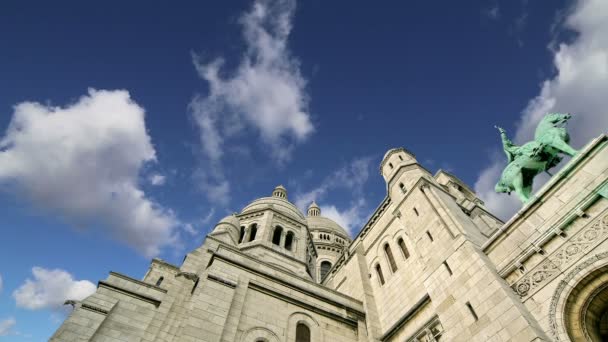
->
<box><xmin>306</xmin><ymin>216</ymin><xmax>349</xmax><ymax>239</ymax></box>
<box><xmin>241</xmin><ymin>196</ymin><xmax>305</xmax><ymax>221</ymax></box>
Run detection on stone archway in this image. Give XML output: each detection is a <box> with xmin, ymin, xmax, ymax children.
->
<box><xmin>564</xmin><ymin>267</ymin><xmax>608</xmax><ymax>341</ymax></box>
<box><xmin>549</xmin><ymin>252</ymin><xmax>608</xmax><ymax>341</ymax></box>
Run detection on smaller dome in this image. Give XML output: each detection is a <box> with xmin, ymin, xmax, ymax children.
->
<box><xmin>307</xmin><ymin>216</ymin><xmax>350</xmax><ymax>240</ymax></box>
<box><xmin>272</xmin><ymin>185</ymin><xmax>288</xmax><ymax>199</ymax></box>
<box><xmin>215</xmin><ymin>214</ymin><xmax>240</xmax><ymax>230</ymax></box>
<box><xmin>307</xmin><ymin>201</ymin><xmax>320</xmax><ymax>217</ymax></box>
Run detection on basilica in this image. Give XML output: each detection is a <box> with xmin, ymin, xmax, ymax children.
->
<box><xmin>51</xmin><ymin>135</ymin><xmax>608</xmax><ymax>341</ymax></box>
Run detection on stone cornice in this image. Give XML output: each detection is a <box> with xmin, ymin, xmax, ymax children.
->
<box><xmin>151</xmin><ymin>258</ymin><xmax>180</xmax><ymax>272</ymax></box>
<box><xmin>248</xmin><ymin>281</ymin><xmax>363</xmax><ymax>327</ymax></box>
<box><xmin>98</xmin><ymin>281</ymin><xmax>162</xmax><ymax>307</ymax></box>
<box><xmin>108</xmin><ymin>271</ymin><xmax>167</xmax><ymax>293</ymax></box>
<box><xmin>208</xmin><ymin>243</ymin><xmax>364</xmax><ymax>309</ymax></box>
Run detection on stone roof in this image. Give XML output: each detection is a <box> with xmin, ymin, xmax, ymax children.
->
<box><xmin>241</xmin><ymin>196</ymin><xmax>305</xmax><ymax>220</ymax></box>
<box><xmin>307</xmin><ymin>215</ymin><xmax>350</xmax><ymax>239</ymax></box>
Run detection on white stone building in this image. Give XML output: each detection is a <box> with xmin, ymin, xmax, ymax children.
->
<box><xmin>51</xmin><ymin>135</ymin><xmax>608</xmax><ymax>341</ymax></box>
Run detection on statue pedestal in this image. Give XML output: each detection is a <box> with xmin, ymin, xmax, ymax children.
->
<box><xmin>483</xmin><ymin>134</ymin><xmax>608</xmax><ymax>340</ymax></box>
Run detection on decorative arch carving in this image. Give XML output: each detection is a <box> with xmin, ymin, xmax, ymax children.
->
<box><xmin>240</xmin><ymin>327</ymin><xmax>280</xmax><ymax>342</ymax></box>
<box><xmin>549</xmin><ymin>251</ymin><xmax>608</xmax><ymax>341</ymax></box>
<box><xmin>286</xmin><ymin>312</ymin><xmax>322</xmax><ymax>342</ymax></box>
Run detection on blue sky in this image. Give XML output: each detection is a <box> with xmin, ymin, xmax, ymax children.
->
<box><xmin>1</xmin><ymin>0</ymin><xmax>607</xmax><ymax>339</ymax></box>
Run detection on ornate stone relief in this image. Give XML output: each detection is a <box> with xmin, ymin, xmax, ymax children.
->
<box><xmin>548</xmin><ymin>251</ymin><xmax>608</xmax><ymax>341</ymax></box>
<box><xmin>512</xmin><ymin>210</ymin><xmax>608</xmax><ymax>299</ymax></box>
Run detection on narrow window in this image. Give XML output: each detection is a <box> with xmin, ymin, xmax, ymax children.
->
<box><xmin>389</xmin><ymin>162</ymin><xmax>394</xmax><ymax>169</ymax></box>
<box><xmin>397</xmin><ymin>238</ymin><xmax>410</xmax><ymax>259</ymax></box>
<box><xmin>466</xmin><ymin>302</ymin><xmax>478</xmax><ymax>321</ymax></box>
<box><xmin>413</xmin><ymin>207</ymin><xmax>419</xmax><ymax>216</ymax></box>
<box><xmin>443</xmin><ymin>261</ymin><xmax>453</xmax><ymax>276</ymax></box>
<box><xmin>399</xmin><ymin>183</ymin><xmax>406</xmax><ymax>193</ymax></box>
<box><xmin>384</xmin><ymin>243</ymin><xmax>398</xmax><ymax>272</ymax></box>
<box><xmin>426</xmin><ymin>231</ymin><xmax>434</xmax><ymax>242</ymax></box>
<box><xmin>249</xmin><ymin>224</ymin><xmax>257</xmax><ymax>241</ymax></box>
<box><xmin>320</xmin><ymin>261</ymin><xmax>332</xmax><ymax>281</ymax></box>
<box><xmin>155</xmin><ymin>276</ymin><xmax>164</xmax><ymax>287</ymax></box>
<box><xmin>399</xmin><ymin>155</ymin><xmax>403</xmax><ymax>161</ymax></box>
<box><xmin>238</xmin><ymin>226</ymin><xmax>245</xmax><ymax>243</ymax></box>
<box><xmin>295</xmin><ymin>323</ymin><xmax>311</xmax><ymax>342</ymax></box>
<box><xmin>272</xmin><ymin>226</ymin><xmax>283</xmax><ymax>245</ymax></box>
<box><xmin>375</xmin><ymin>264</ymin><xmax>385</xmax><ymax>285</ymax></box>
<box><xmin>285</xmin><ymin>231</ymin><xmax>294</xmax><ymax>251</ymax></box>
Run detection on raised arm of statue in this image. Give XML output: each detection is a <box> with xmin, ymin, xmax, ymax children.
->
<box><xmin>495</xmin><ymin>126</ymin><xmax>517</xmax><ymax>162</ymax></box>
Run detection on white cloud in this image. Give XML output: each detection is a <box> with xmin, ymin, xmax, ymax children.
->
<box><xmin>294</xmin><ymin>157</ymin><xmax>372</xmax><ymax>211</ymax></box>
<box><xmin>294</xmin><ymin>158</ymin><xmax>373</xmax><ymax>235</ymax></box>
<box><xmin>0</xmin><ymin>317</ymin><xmax>15</xmax><ymax>336</ymax></box>
<box><xmin>475</xmin><ymin>0</ymin><xmax>608</xmax><ymax>220</ymax></box>
<box><xmin>0</xmin><ymin>89</ymin><xmax>180</xmax><ymax>256</ymax></box>
<box><xmin>13</xmin><ymin>267</ymin><xmax>96</xmax><ymax>311</ymax></box>
<box><xmin>190</xmin><ymin>0</ymin><xmax>313</xmax><ymax>202</ymax></box>
<box><xmin>148</xmin><ymin>173</ymin><xmax>166</xmax><ymax>186</ymax></box>
<box><xmin>320</xmin><ymin>199</ymin><xmax>367</xmax><ymax>236</ymax></box>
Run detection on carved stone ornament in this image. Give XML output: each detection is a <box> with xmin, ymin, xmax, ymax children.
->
<box><xmin>548</xmin><ymin>251</ymin><xmax>608</xmax><ymax>341</ymax></box>
<box><xmin>512</xmin><ymin>210</ymin><xmax>608</xmax><ymax>298</ymax></box>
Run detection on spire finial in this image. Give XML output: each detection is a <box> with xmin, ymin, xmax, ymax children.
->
<box><xmin>307</xmin><ymin>201</ymin><xmax>320</xmax><ymax>216</ymax></box>
<box><xmin>272</xmin><ymin>185</ymin><xmax>287</xmax><ymax>199</ymax></box>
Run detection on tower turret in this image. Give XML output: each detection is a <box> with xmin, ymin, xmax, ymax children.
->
<box><xmin>380</xmin><ymin>147</ymin><xmax>432</xmax><ymax>201</ymax></box>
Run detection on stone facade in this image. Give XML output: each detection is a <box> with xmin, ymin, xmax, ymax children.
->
<box><xmin>51</xmin><ymin>135</ymin><xmax>608</xmax><ymax>341</ymax></box>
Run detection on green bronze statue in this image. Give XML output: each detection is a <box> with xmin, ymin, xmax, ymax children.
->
<box><xmin>494</xmin><ymin>113</ymin><xmax>578</xmax><ymax>203</ymax></box>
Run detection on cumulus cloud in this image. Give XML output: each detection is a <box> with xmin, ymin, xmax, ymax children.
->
<box><xmin>294</xmin><ymin>158</ymin><xmax>372</xmax><ymax>211</ymax></box>
<box><xmin>13</xmin><ymin>267</ymin><xmax>95</xmax><ymax>311</ymax></box>
<box><xmin>320</xmin><ymin>199</ymin><xmax>368</xmax><ymax>236</ymax></box>
<box><xmin>295</xmin><ymin>158</ymin><xmax>372</xmax><ymax>235</ymax></box>
<box><xmin>0</xmin><ymin>89</ymin><xmax>180</xmax><ymax>256</ymax></box>
<box><xmin>190</xmin><ymin>0</ymin><xmax>313</xmax><ymax>203</ymax></box>
<box><xmin>475</xmin><ymin>0</ymin><xmax>608</xmax><ymax>220</ymax></box>
<box><xmin>0</xmin><ymin>317</ymin><xmax>16</xmax><ymax>336</ymax></box>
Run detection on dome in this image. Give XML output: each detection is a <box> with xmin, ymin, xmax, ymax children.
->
<box><xmin>215</xmin><ymin>214</ymin><xmax>240</xmax><ymax>229</ymax></box>
<box><xmin>307</xmin><ymin>215</ymin><xmax>350</xmax><ymax>240</ymax></box>
<box><xmin>241</xmin><ymin>196</ymin><xmax>305</xmax><ymax>220</ymax></box>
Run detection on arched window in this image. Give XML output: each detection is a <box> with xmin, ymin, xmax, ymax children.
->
<box><xmin>155</xmin><ymin>276</ymin><xmax>164</xmax><ymax>287</ymax></box>
<box><xmin>272</xmin><ymin>226</ymin><xmax>283</xmax><ymax>245</ymax></box>
<box><xmin>375</xmin><ymin>264</ymin><xmax>385</xmax><ymax>285</ymax></box>
<box><xmin>249</xmin><ymin>224</ymin><xmax>257</xmax><ymax>242</ymax></box>
<box><xmin>397</xmin><ymin>238</ymin><xmax>410</xmax><ymax>259</ymax></box>
<box><xmin>238</xmin><ymin>226</ymin><xmax>245</xmax><ymax>243</ymax></box>
<box><xmin>295</xmin><ymin>323</ymin><xmax>311</xmax><ymax>342</ymax></box>
<box><xmin>320</xmin><ymin>261</ymin><xmax>332</xmax><ymax>281</ymax></box>
<box><xmin>285</xmin><ymin>231</ymin><xmax>294</xmax><ymax>251</ymax></box>
<box><xmin>399</xmin><ymin>182</ymin><xmax>406</xmax><ymax>193</ymax></box>
<box><xmin>385</xmin><ymin>243</ymin><xmax>398</xmax><ymax>272</ymax></box>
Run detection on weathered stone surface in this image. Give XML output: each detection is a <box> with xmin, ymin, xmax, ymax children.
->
<box><xmin>52</xmin><ymin>135</ymin><xmax>608</xmax><ymax>342</ymax></box>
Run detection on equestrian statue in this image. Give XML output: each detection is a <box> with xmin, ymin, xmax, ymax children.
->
<box><xmin>494</xmin><ymin>113</ymin><xmax>578</xmax><ymax>203</ymax></box>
